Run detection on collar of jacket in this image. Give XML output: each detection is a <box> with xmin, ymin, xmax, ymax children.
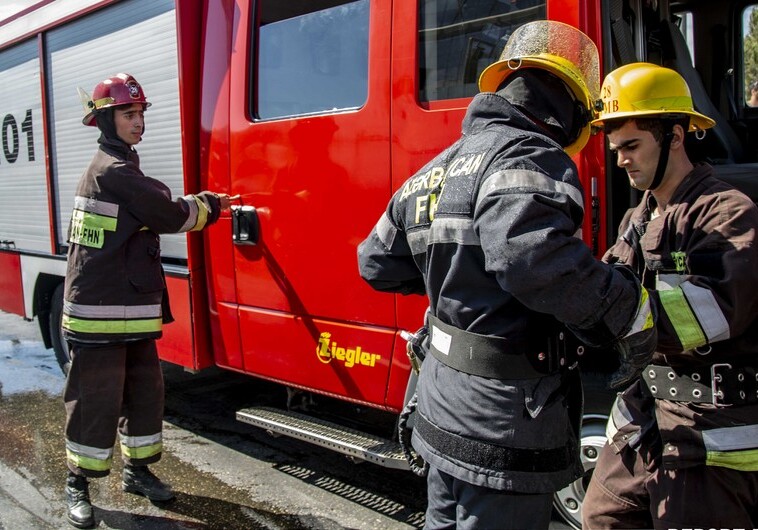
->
<box><xmin>98</xmin><ymin>135</ymin><xmax>139</xmax><ymax>164</ymax></box>
<box><xmin>637</xmin><ymin>163</ymin><xmax>713</xmax><ymax>221</ymax></box>
<box><xmin>462</xmin><ymin>92</ymin><xmax>554</xmax><ymax>140</ymax></box>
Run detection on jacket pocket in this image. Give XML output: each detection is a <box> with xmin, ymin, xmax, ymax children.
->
<box><xmin>129</xmin><ymin>269</ymin><xmax>165</xmax><ymax>293</ymax></box>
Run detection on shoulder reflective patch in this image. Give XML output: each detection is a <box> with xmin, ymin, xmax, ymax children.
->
<box><xmin>375</xmin><ymin>212</ymin><xmax>397</xmax><ymax>250</ymax></box>
<box><xmin>428</xmin><ymin>217</ymin><xmax>478</xmax><ymax>246</ymax></box>
<box><xmin>476</xmin><ymin>169</ymin><xmax>584</xmax><ymax>212</ymax></box>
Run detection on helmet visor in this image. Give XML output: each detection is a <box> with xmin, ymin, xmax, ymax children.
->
<box><xmin>501</xmin><ymin>21</ymin><xmax>600</xmax><ymax>102</ymax></box>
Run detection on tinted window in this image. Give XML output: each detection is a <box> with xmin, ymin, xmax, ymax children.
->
<box><xmin>418</xmin><ymin>0</ymin><xmax>546</xmax><ymax>101</ymax></box>
<box><xmin>254</xmin><ymin>0</ymin><xmax>369</xmax><ymax>119</ymax></box>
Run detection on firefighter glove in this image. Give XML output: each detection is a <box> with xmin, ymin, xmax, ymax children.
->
<box><xmin>609</xmin><ymin>281</ymin><xmax>657</xmax><ymax>389</ymax></box>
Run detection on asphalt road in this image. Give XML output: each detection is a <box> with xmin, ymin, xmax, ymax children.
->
<box><xmin>0</xmin><ymin>311</ymin><xmax>425</xmax><ymax>529</ymax></box>
<box><xmin>0</xmin><ymin>311</ymin><xmax>574</xmax><ymax>530</ymax></box>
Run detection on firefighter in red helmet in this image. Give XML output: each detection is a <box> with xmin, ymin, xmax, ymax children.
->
<box><xmin>63</xmin><ymin>73</ymin><xmax>231</xmax><ymax>529</ymax></box>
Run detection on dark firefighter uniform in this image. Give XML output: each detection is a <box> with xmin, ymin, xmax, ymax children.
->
<box><xmin>62</xmin><ymin>135</ymin><xmax>222</xmax><ymax>477</ymax></box>
<box><xmin>586</xmin><ymin>163</ymin><xmax>758</xmax><ymax>528</ymax></box>
<box><xmin>358</xmin><ymin>91</ymin><xmax>646</xmax><ymax>524</ymax></box>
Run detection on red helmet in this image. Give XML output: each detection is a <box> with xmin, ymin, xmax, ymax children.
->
<box><xmin>81</xmin><ymin>73</ymin><xmax>151</xmax><ymax>126</ymax></box>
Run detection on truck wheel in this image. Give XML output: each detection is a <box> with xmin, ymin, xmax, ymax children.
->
<box><xmin>49</xmin><ymin>283</ymin><xmax>72</xmax><ymax>375</ymax></box>
<box><xmin>553</xmin><ymin>413</ymin><xmax>608</xmax><ymax>529</ymax></box>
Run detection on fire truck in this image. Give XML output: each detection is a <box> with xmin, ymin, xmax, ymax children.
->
<box><xmin>1</xmin><ymin>0</ymin><xmax>756</xmax><ymax>526</ymax></box>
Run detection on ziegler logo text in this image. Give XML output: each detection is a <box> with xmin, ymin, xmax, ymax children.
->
<box><xmin>316</xmin><ymin>332</ymin><xmax>381</xmax><ymax>368</ymax></box>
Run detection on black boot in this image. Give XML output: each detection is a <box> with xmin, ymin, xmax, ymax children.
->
<box><xmin>122</xmin><ymin>465</ymin><xmax>175</xmax><ymax>502</ymax></box>
<box><xmin>65</xmin><ymin>472</ymin><xmax>95</xmax><ymax>529</ymax></box>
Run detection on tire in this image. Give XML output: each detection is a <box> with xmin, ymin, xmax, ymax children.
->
<box><xmin>49</xmin><ymin>282</ymin><xmax>72</xmax><ymax>375</ymax></box>
<box><xmin>553</xmin><ymin>414</ymin><xmax>608</xmax><ymax>529</ymax></box>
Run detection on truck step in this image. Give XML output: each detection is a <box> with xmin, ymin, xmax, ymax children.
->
<box><xmin>236</xmin><ymin>406</ymin><xmax>409</xmax><ymax>470</ymax></box>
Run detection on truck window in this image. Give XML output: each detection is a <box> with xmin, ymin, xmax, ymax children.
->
<box><xmin>743</xmin><ymin>3</ymin><xmax>758</xmax><ymax>107</ymax></box>
<box><xmin>254</xmin><ymin>0</ymin><xmax>369</xmax><ymax>120</ymax></box>
<box><xmin>418</xmin><ymin>0</ymin><xmax>546</xmax><ymax>102</ymax></box>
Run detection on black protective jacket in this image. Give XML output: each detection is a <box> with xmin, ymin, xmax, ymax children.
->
<box><xmin>63</xmin><ymin>137</ymin><xmax>221</xmax><ymax>344</ymax></box>
<box><xmin>358</xmin><ymin>93</ymin><xmax>641</xmax><ymax>492</ymax></box>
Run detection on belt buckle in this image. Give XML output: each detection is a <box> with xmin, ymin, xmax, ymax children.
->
<box><xmin>710</xmin><ymin>363</ymin><xmax>732</xmax><ymax>407</ymax></box>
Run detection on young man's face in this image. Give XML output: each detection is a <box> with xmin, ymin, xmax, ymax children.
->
<box><xmin>607</xmin><ymin>120</ymin><xmax>660</xmax><ymax>191</ymax></box>
<box><xmin>114</xmin><ymin>103</ymin><xmax>145</xmax><ymax>146</ymax></box>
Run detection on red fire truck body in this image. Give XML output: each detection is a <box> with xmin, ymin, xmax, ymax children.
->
<box><xmin>2</xmin><ymin>0</ymin><xmax>756</xmax><ymax>526</ymax></box>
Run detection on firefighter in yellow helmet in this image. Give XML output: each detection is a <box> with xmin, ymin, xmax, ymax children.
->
<box><xmin>358</xmin><ymin>23</ymin><xmax>656</xmax><ymax>529</ymax></box>
<box><xmin>63</xmin><ymin>73</ymin><xmax>232</xmax><ymax>529</ymax></box>
<box><xmin>583</xmin><ymin>63</ymin><xmax>758</xmax><ymax>529</ymax></box>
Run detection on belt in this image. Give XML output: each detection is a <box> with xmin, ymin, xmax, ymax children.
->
<box><xmin>427</xmin><ymin>315</ymin><xmax>580</xmax><ymax>379</ymax></box>
<box><xmin>641</xmin><ymin>363</ymin><xmax>758</xmax><ymax>407</ymax></box>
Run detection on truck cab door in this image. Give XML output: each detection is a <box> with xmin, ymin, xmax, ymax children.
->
<box><xmin>225</xmin><ymin>0</ymin><xmax>396</xmax><ymax>405</ymax></box>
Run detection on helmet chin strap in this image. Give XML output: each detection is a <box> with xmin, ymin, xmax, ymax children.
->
<box><xmin>648</xmin><ymin>129</ymin><xmax>674</xmax><ymax>191</ymax></box>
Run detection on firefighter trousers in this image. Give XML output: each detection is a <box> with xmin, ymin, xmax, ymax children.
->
<box><xmin>424</xmin><ymin>465</ymin><xmax>553</xmax><ymax>530</ymax></box>
<box><xmin>582</xmin><ymin>436</ymin><xmax>758</xmax><ymax>529</ymax></box>
<box><xmin>64</xmin><ymin>340</ymin><xmax>165</xmax><ymax>478</ymax></box>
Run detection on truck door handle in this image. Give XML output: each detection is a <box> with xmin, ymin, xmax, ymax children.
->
<box><xmin>231</xmin><ymin>205</ymin><xmax>259</xmax><ymax>245</ymax></box>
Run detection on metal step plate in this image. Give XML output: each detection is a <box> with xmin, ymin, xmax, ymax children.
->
<box><xmin>236</xmin><ymin>406</ymin><xmax>409</xmax><ymax>470</ymax></box>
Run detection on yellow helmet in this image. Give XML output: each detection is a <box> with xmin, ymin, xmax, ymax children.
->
<box><xmin>478</xmin><ymin>20</ymin><xmax>600</xmax><ymax>156</ymax></box>
<box><xmin>591</xmin><ymin>62</ymin><xmax>714</xmax><ymax>131</ymax></box>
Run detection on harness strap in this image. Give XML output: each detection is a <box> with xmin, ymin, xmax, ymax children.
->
<box><xmin>427</xmin><ymin>315</ymin><xmax>573</xmax><ymax>380</ymax></box>
<box><xmin>642</xmin><ymin>363</ymin><xmax>758</xmax><ymax>407</ymax></box>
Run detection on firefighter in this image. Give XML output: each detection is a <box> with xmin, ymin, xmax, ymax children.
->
<box><xmin>357</xmin><ymin>21</ymin><xmax>657</xmax><ymax>530</ymax></box>
<box><xmin>63</xmin><ymin>73</ymin><xmax>231</xmax><ymax>529</ymax></box>
<box><xmin>582</xmin><ymin>63</ymin><xmax>758</xmax><ymax>529</ymax></box>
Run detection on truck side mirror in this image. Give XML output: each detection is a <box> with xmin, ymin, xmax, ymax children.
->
<box><xmin>231</xmin><ymin>205</ymin><xmax>259</xmax><ymax>245</ymax></box>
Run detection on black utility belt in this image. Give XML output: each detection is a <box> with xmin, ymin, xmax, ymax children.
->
<box><xmin>427</xmin><ymin>315</ymin><xmax>577</xmax><ymax>380</ymax></box>
<box><xmin>642</xmin><ymin>363</ymin><xmax>758</xmax><ymax>407</ymax></box>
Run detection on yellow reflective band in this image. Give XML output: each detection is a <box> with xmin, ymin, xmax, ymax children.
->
<box><xmin>706</xmin><ymin>449</ymin><xmax>758</xmax><ymax>471</ymax></box>
<box><xmin>642</xmin><ymin>289</ymin><xmax>654</xmax><ymax>331</ymax></box>
<box><xmin>635</xmin><ymin>95</ymin><xmax>694</xmax><ymax>111</ymax></box>
<box><xmin>66</xmin><ymin>449</ymin><xmax>112</xmax><ymax>472</ymax></box>
<box><xmin>191</xmin><ymin>196</ymin><xmax>209</xmax><ymax>231</ymax></box>
<box><xmin>120</xmin><ymin>441</ymin><xmax>162</xmax><ymax>460</ymax></box>
<box><xmin>71</xmin><ymin>209</ymin><xmax>117</xmax><ymax>231</ymax></box>
<box><xmin>62</xmin><ymin>315</ymin><xmax>162</xmax><ymax>334</ymax></box>
<box><xmin>658</xmin><ymin>287</ymin><xmax>706</xmax><ymax>350</ymax></box>
<box><xmin>69</xmin><ymin>209</ymin><xmax>118</xmax><ymax>249</ymax></box>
